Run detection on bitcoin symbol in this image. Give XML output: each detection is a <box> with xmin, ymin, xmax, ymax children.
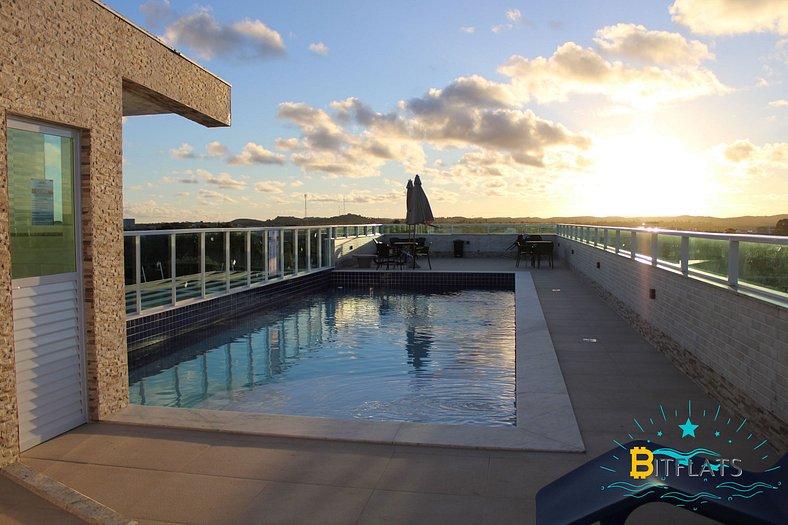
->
<box><xmin>629</xmin><ymin>446</ymin><xmax>654</xmax><ymax>479</ymax></box>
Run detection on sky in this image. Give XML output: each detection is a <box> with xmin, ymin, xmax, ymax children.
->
<box><xmin>107</xmin><ymin>0</ymin><xmax>788</xmax><ymax>222</ymax></box>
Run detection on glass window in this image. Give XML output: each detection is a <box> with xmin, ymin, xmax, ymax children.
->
<box><xmin>8</xmin><ymin>127</ymin><xmax>77</xmax><ymax>279</ymax></box>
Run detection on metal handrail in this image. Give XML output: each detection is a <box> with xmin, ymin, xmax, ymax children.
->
<box><xmin>124</xmin><ymin>223</ymin><xmax>384</xmax><ymax>318</ymax></box>
<box><xmin>557</xmin><ymin>224</ymin><xmax>787</xmax><ymax>307</ymax></box>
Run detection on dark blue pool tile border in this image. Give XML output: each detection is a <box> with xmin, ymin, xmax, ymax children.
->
<box><xmin>330</xmin><ymin>271</ymin><xmax>514</xmax><ymax>290</ymax></box>
<box><xmin>127</xmin><ymin>270</ymin><xmax>332</xmax><ymax>353</ymax></box>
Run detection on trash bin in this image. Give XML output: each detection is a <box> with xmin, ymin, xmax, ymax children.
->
<box><xmin>453</xmin><ymin>239</ymin><xmax>464</xmax><ymax>258</ymax></box>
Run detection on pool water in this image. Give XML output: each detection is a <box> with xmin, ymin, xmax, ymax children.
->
<box><xmin>129</xmin><ymin>287</ymin><xmax>516</xmax><ymax>426</ymax></box>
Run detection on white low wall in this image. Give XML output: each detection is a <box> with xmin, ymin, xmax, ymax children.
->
<box><xmin>560</xmin><ymin>238</ymin><xmax>787</xmax><ymax>448</ymax></box>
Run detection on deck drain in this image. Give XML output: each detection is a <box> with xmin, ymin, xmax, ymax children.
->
<box><xmin>582</xmin><ymin>338</ymin><xmax>598</xmax><ymax>343</ymax></box>
<box><xmin>552</xmin><ymin>288</ymin><xmax>561</xmax><ymax>292</ymax></box>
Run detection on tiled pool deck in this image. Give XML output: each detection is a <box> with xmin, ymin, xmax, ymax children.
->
<box><xmin>4</xmin><ymin>257</ymin><xmax>774</xmax><ymax>524</ymax></box>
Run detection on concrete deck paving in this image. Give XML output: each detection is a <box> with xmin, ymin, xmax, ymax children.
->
<box><xmin>4</xmin><ymin>256</ymin><xmax>775</xmax><ymax>524</ymax></box>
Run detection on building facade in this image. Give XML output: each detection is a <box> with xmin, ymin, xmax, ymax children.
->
<box><xmin>0</xmin><ymin>0</ymin><xmax>231</xmax><ymax>466</ymax></box>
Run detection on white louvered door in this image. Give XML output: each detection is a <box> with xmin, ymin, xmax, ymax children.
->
<box><xmin>8</xmin><ymin>118</ymin><xmax>86</xmax><ymax>450</ymax></box>
<box><xmin>13</xmin><ymin>275</ymin><xmax>86</xmax><ymax>450</ymax></box>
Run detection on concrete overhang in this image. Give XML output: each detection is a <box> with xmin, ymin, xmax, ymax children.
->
<box><xmin>122</xmin><ymin>79</ymin><xmax>229</xmax><ymax>128</ymax></box>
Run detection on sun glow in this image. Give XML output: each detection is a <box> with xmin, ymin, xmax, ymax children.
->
<box><xmin>581</xmin><ymin>129</ymin><xmax>714</xmax><ymax>217</ymax></box>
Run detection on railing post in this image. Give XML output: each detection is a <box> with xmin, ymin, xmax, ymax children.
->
<box><xmin>264</xmin><ymin>230</ymin><xmax>269</xmax><ymax>282</ymax></box>
<box><xmin>317</xmin><ymin>229</ymin><xmax>322</xmax><ymax>268</ymax></box>
<box><xmin>279</xmin><ymin>228</ymin><xmax>284</xmax><ymax>276</ymax></box>
<box><xmin>134</xmin><ymin>235</ymin><xmax>141</xmax><ymax>314</ymax></box>
<box><xmin>306</xmin><ymin>229</ymin><xmax>311</xmax><ymax>271</ymax></box>
<box><xmin>630</xmin><ymin>231</ymin><xmax>637</xmax><ymax>259</ymax></box>
<box><xmin>246</xmin><ymin>231</ymin><xmax>251</xmax><ymax>287</ymax></box>
<box><xmin>593</xmin><ymin>228</ymin><xmax>598</xmax><ymax>247</ymax></box>
<box><xmin>200</xmin><ymin>231</ymin><xmax>206</xmax><ymax>298</ymax></box>
<box><xmin>225</xmin><ymin>231</ymin><xmax>230</xmax><ymax>292</ymax></box>
<box><xmin>603</xmin><ymin>229</ymin><xmax>609</xmax><ymax>251</ymax></box>
<box><xmin>615</xmin><ymin>230</ymin><xmax>621</xmax><ymax>255</ymax></box>
<box><xmin>651</xmin><ymin>232</ymin><xmax>659</xmax><ymax>267</ymax></box>
<box><xmin>170</xmin><ymin>233</ymin><xmax>176</xmax><ymax>305</ymax></box>
<box><xmin>728</xmin><ymin>240</ymin><xmax>739</xmax><ymax>288</ymax></box>
<box><xmin>294</xmin><ymin>229</ymin><xmax>299</xmax><ymax>274</ymax></box>
<box><xmin>680</xmin><ymin>236</ymin><xmax>689</xmax><ymax>276</ymax></box>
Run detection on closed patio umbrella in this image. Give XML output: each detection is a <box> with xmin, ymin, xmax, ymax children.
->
<box><xmin>407</xmin><ymin>174</ymin><xmax>434</xmax><ymax>227</ymax></box>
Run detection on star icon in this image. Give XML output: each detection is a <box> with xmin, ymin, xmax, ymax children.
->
<box><xmin>715</xmin><ymin>431</ymin><xmax>720</xmax><ymax>437</ymax></box>
<box><xmin>657</xmin><ymin>431</ymin><xmax>663</xmax><ymax>437</ymax></box>
<box><xmin>679</xmin><ymin>418</ymin><xmax>699</xmax><ymax>438</ymax></box>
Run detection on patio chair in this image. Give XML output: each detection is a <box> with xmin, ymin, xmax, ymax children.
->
<box><xmin>515</xmin><ymin>238</ymin><xmax>535</xmax><ymax>268</ymax></box>
<box><xmin>534</xmin><ymin>241</ymin><xmax>554</xmax><ymax>269</ymax></box>
<box><xmin>374</xmin><ymin>240</ymin><xmax>405</xmax><ymax>270</ymax></box>
<box><xmin>415</xmin><ymin>237</ymin><xmax>432</xmax><ymax>269</ymax></box>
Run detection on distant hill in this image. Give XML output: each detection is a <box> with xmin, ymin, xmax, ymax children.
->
<box><xmin>129</xmin><ymin>214</ymin><xmax>788</xmax><ymax>234</ymax></box>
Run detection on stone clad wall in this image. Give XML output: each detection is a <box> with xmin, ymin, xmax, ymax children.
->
<box><xmin>559</xmin><ymin>238</ymin><xmax>788</xmax><ymax>450</ymax></box>
<box><xmin>0</xmin><ymin>0</ymin><xmax>230</xmax><ymax>466</ymax></box>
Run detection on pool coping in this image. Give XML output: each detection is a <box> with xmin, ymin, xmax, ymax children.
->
<box><xmin>110</xmin><ymin>273</ymin><xmax>585</xmax><ymax>452</ymax></box>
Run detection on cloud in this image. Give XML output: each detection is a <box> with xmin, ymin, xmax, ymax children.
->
<box><xmin>196</xmin><ymin>168</ymin><xmax>246</xmax><ymax>189</ymax></box>
<box><xmin>254</xmin><ymin>181</ymin><xmax>287</xmax><ymax>193</ymax></box>
<box><xmin>198</xmin><ymin>189</ymin><xmax>236</xmax><ymax>204</ymax></box>
<box><xmin>670</xmin><ymin>0</ymin><xmax>788</xmax><ymax>35</ymax></box>
<box><xmin>124</xmin><ymin>199</ymin><xmax>185</xmax><ymax>221</ymax></box>
<box><xmin>499</xmin><ymin>41</ymin><xmax>730</xmax><ymax>108</ymax></box>
<box><xmin>309</xmin><ymin>42</ymin><xmax>330</xmax><ymax>56</ymax></box>
<box><xmin>162</xmin><ymin>8</ymin><xmax>285</xmax><ymax>60</ymax></box>
<box><xmin>140</xmin><ymin>0</ymin><xmax>176</xmax><ymax>30</ymax></box>
<box><xmin>460</xmin><ymin>26</ymin><xmax>475</xmax><ymax>34</ymax></box>
<box><xmin>492</xmin><ymin>8</ymin><xmax>527</xmax><ymax>33</ymax></box>
<box><xmin>593</xmin><ymin>23</ymin><xmax>714</xmax><ymax>66</ymax></box>
<box><xmin>227</xmin><ymin>142</ymin><xmax>286</xmax><ymax>165</ymax></box>
<box><xmin>177</xmin><ymin>192</ymin><xmax>191</xmax><ymax>196</ymax></box>
<box><xmin>170</xmin><ymin>143</ymin><xmax>197</xmax><ymax>159</ymax></box>
<box><xmin>715</xmin><ymin>140</ymin><xmax>788</xmax><ymax>176</ymax></box>
<box><xmin>769</xmin><ymin>99</ymin><xmax>788</xmax><ymax>107</ymax></box>
<box><xmin>290</xmin><ymin>180</ymin><xmax>304</xmax><ymax>187</ymax></box>
<box><xmin>206</xmin><ymin>141</ymin><xmax>230</xmax><ymax>157</ymax></box>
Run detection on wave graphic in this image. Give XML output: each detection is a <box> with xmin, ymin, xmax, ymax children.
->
<box><xmin>660</xmin><ymin>491</ymin><xmax>721</xmax><ymax>503</ymax></box>
<box><xmin>653</xmin><ymin>447</ymin><xmax>722</xmax><ymax>471</ymax></box>
<box><xmin>653</xmin><ymin>447</ymin><xmax>720</xmax><ymax>460</ymax></box>
<box><xmin>716</xmin><ymin>481</ymin><xmax>778</xmax><ymax>492</ymax></box>
<box><xmin>728</xmin><ymin>490</ymin><xmax>764</xmax><ymax>499</ymax></box>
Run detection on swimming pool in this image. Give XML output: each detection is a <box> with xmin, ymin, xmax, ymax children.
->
<box><xmin>129</xmin><ymin>287</ymin><xmax>516</xmax><ymax>426</ymax></box>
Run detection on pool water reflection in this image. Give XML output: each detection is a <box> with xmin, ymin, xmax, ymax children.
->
<box><xmin>129</xmin><ymin>287</ymin><xmax>516</xmax><ymax>426</ymax></box>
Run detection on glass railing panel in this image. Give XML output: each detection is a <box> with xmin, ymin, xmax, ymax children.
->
<box><xmin>124</xmin><ymin>236</ymin><xmax>137</xmax><ymax>315</ymax></box>
<box><xmin>320</xmin><ymin>228</ymin><xmax>331</xmax><ymax>267</ymax></box>
<box><xmin>268</xmin><ymin>230</ymin><xmax>282</xmax><ymax>278</ymax></box>
<box><xmin>175</xmin><ymin>233</ymin><xmax>201</xmax><ymax>302</ymax></box>
<box><xmin>140</xmin><ymin>234</ymin><xmax>172</xmax><ymax>310</ymax></box>
<box><xmin>310</xmin><ymin>230</ymin><xmax>319</xmax><ymax>269</ymax></box>
<box><xmin>618</xmin><ymin>231</ymin><xmax>632</xmax><ymax>255</ymax></box>
<box><xmin>739</xmin><ymin>241</ymin><xmax>788</xmax><ymax>295</ymax></box>
<box><xmin>250</xmin><ymin>231</ymin><xmax>265</xmax><ymax>284</ymax></box>
<box><xmin>656</xmin><ymin>234</ymin><xmax>681</xmax><ymax>268</ymax></box>
<box><xmin>634</xmin><ymin>232</ymin><xmax>652</xmax><ymax>260</ymax></box>
<box><xmin>297</xmin><ymin>230</ymin><xmax>308</xmax><ymax>272</ymax></box>
<box><xmin>488</xmin><ymin>225</ymin><xmax>517</xmax><ymax>234</ymax></box>
<box><xmin>688</xmin><ymin>238</ymin><xmax>728</xmax><ymax>280</ymax></box>
<box><xmin>205</xmin><ymin>232</ymin><xmax>226</xmax><ymax>295</ymax></box>
<box><xmin>283</xmin><ymin>230</ymin><xmax>295</xmax><ymax>275</ymax></box>
<box><xmin>229</xmin><ymin>232</ymin><xmax>247</xmax><ymax>289</ymax></box>
<box><xmin>595</xmin><ymin>229</ymin><xmax>605</xmax><ymax>246</ymax></box>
